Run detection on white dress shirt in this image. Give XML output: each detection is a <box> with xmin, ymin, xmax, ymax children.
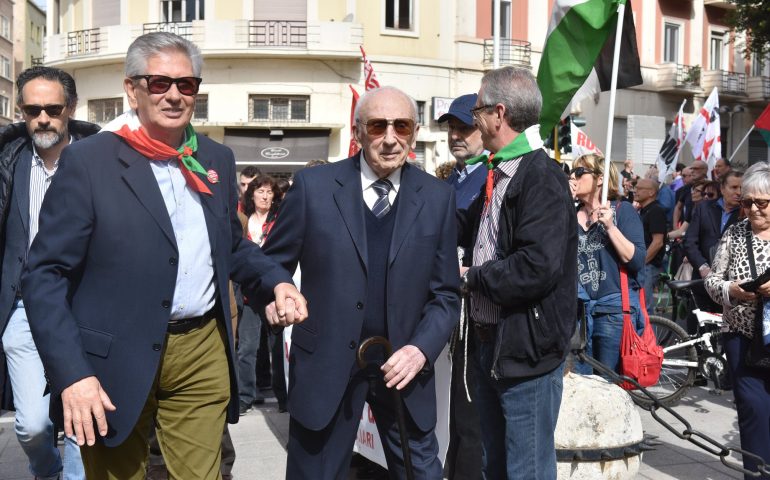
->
<box><xmin>360</xmin><ymin>153</ymin><xmax>401</xmax><ymax>210</ymax></box>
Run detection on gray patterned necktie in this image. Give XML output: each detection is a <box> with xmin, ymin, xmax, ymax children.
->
<box><xmin>371</xmin><ymin>179</ymin><xmax>393</xmax><ymax>218</ymax></box>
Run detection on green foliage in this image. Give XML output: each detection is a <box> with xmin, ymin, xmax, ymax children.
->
<box><xmin>728</xmin><ymin>0</ymin><xmax>770</xmax><ymax>60</ymax></box>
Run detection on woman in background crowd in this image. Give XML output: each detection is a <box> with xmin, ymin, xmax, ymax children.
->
<box><xmin>569</xmin><ymin>154</ymin><xmax>646</xmax><ymax>375</ymax></box>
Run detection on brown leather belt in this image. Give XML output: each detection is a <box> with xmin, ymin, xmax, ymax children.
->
<box><xmin>167</xmin><ymin>308</ymin><xmax>217</xmax><ymax>335</ymax></box>
<box><xmin>474</xmin><ymin>323</ymin><xmax>497</xmax><ymax>343</ymax></box>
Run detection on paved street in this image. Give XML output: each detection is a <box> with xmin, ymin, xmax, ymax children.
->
<box><xmin>0</xmin><ymin>385</ymin><xmax>750</xmax><ymax>479</ymax></box>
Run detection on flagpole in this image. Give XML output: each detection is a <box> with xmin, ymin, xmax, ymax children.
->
<box><xmin>728</xmin><ymin>125</ymin><xmax>755</xmax><ymax>163</ymax></box>
<box><xmin>601</xmin><ymin>1</ymin><xmax>626</xmax><ymax>205</ymax></box>
<box><xmin>493</xmin><ymin>0</ymin><xmax>500</xmax><ymax>68</ymax></box>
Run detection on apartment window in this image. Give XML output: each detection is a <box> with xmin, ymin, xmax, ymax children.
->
<box><xmin>490</xmin><ymin>0</ymin><xmax>511</xmax><ymax>38</ymax></box>
<box><xmin>385</xmin><ymin>0</ymin><xmax>413</xmax><ymax>31</ymax></box>
<box><xmin>161</xmin><ymin>0</ymin><xmax>204</xmax><ymax>22</ymax></box>
<box><xmin>416</xmin><ymin>101</ymin><xmax>426</xmax><ymax>125</ymax></box>
<box><xmin>194</xmin><ymin>94</ymin><xmax>208</xmax><ymax>121</ymax></box>
<box><xmin>0</xmin><ymin>95</ymin><xmax>9</xmax><ymax>118</ymax></box>
<box><xmin>0</xmin><ymin>16</ymin><xmax>9</xmax><ymax>40</ymax></box>
<box><xmin>0</xmin><ymin>56</ymin><xmax>10</xmax><ymax>79</ymax></box>
<box><xmin>249</xmin><ymin>96</ymin><xmax>309</xmax><ymax>122</ymax></box>
<box><xmin>663</xmin><ymin>23</ymin><xmax>679</xmax><ymax>63</ymax></box>
<box><xmin>88</xmin><ymin>98</ymin><xmax>124</xmax><ymax>125</ymax></box>
<box><xmin>710</xmin><ymin>32</ymin><xmax>725</xmax><ymax>71</ymax></box>
<box><xmin>753</xmin><ymin>55</ymin><xmax>769</xmax><ymax>77</ymax></box>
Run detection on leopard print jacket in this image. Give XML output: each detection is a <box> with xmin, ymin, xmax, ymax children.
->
<box><xmin>705</xmin><ymin>219</ymin><xmax>770</xmax><ymax>338</ymax></box>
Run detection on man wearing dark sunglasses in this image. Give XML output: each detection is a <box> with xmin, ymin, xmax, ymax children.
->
<box><xmin>261</xmin><ymin>86</ymin><xmax>460</xmax><ymax>479</ymax></box>
<box><xmin>22</xmin><ymin>32</ymin><xmax>305</xmax><ymax>480</ymax></box>
<box><xmin>0</xmin><ymin>66</ymin><xmax>100</xmax><ymax>480</ymax></box>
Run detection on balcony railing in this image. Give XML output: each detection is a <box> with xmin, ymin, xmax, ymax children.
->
<box><xmin>720</xmin><ymin>70</ymin><xmax>747</xmax><ymax>95</ymax></box>
<box><xmin>31</xmin><ymin>56</ymin><xmax>43</xmax><ymax>66</ymax></box>
<box><xmin>248</xmin><ymin>20</ymin><xmax>307</xmax><ymax>48</ymax></box>
<box><xmin>675</xmin><ymin>64</ymin><xmax>701</xmax><ymax>88</ymax></box>
<box><xmin>764</xmin><ymin>77</ymin><xmax>770</xmax><ymax>99</ymax></box>
<box><xmin>67</xmin><ymin>28</ymin><xmax>100</xmax><ymax>57</ymax></box>
<box><xmin>482</xmin><ymin>38</ymin><xmax>531</xmax><ymax>68</ymax></box>
<box><xmin>143</xmin><ymin>22</ymin><xmax>193</xmax><ymax>39</ymax></box>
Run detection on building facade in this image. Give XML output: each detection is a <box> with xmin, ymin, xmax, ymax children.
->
<box><xmin>0</xmin><ymin>0</ymin><xmax>13</xmax><ymax>125</ymax></box>
<box><xmin>42</xmin><ymin>0</ymin><xmax>770</xmax><ymax>176</ymax></box>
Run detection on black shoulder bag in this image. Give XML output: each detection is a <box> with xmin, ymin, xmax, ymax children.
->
<box><xmin>743</xmin><ymin>228</ymin><xmax>770</xmax><ymax>369</ymax></box>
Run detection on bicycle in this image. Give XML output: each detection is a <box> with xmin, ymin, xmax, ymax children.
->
<box><xmin>628</xmin><ymin>279</ymin><xmax>729</xmax><ymax>409</ymax></box>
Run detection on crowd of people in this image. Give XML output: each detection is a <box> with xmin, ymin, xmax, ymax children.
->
<box><xmin>1</xmin><ymin>30</ymin><xmax>770</xmax><ymax>480</ymax></box>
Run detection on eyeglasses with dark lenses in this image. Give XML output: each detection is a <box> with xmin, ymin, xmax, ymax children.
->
<box><xmin>740</xmin><ymin>198</ymin><xmax>770</xmax><ymax>210</ymax></box>
<box><xmin>358</xmin><ymin>118</ymin><xmax>415</xmax><ymax>138</ymax></box>
<box><xmin>20</xmin><ymin>104</ymin><xmax>65</xmax><ymax>118</ymax></box>
<box><xmin>703</xmin><ymin>191</ymin><xmax>717</xmax><ymax>199</ymax></box>
<box><xmin>131</xmin><ymin>75</ymin><xmax>202</xmax><ymax>96</ymax></box>
<box><xmin>569</xmin><ymin>166</ymin><xmax>596</xmax><ymax>178</ymax></box>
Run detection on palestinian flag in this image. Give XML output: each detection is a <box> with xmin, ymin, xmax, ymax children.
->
<box><xmin>756</xmin><ymin>104</ymin><xmax>770</xmax><ymax>146</ymax></box>
<box><xmin>537</xmin><ymin>0</ymin><xmax>642</xmax><ymax>137</ymax></box>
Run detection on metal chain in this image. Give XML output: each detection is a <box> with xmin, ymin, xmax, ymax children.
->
<box><xmin>577</xmin><ymin>352</ymin><xmax>770</xmax><ymax>477</ymax></box>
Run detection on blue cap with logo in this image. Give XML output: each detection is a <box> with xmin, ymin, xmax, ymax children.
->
<box><xmin>437</xmin><ymin>93</ymin><xmax>479</xmax><ymax>127</ymax></box>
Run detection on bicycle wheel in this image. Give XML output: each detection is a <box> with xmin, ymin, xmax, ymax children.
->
<box><xmin>628</xmin><ymin>315</ymin><xmax>697</xmax><ymax>409</ymax></box>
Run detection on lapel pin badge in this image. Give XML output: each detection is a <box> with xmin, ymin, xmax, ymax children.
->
<box><xmin>207</xmin><ymin>169</ymin><xmax>219</xmax><ymax>184</ymax></box>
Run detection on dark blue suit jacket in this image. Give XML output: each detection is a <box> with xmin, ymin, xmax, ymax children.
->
<box><xmin>684</xmin><ymin>199</ymin><xmax>740</xmax><ymax>276</ymax></box>
<box><xmin>262</xmin><ymin>156</ymin><xmax>461</xmax><ymax>432</ymax></box>
<box><xmin>21</xmin><ymin>132</ymin><xmax>292</xmax><ymax>446</ymax></box>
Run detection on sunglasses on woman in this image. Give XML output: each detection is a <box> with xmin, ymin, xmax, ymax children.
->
<box><xmin>569</xmin><ymin>166</ymin><xmax>596</xmax><ymax>178</ymax></box>
<box><xmin>357</xmin><ymin>118</ymin><xmax>415</xmax><ymax>138</ymax></box>
<box><xmin>130</xmin><ymin>75</ymin><xmax>203</xmax><ymax>96</ymax></box>
<box><xmin>740</xmin><ymin>198</ymin><xmax>770</xmax><ymax>210</ymax></box>
<box><xmin>703</xmin><ymin>191</ymin><xmax>717</xmax><ymax>199</ymax></box>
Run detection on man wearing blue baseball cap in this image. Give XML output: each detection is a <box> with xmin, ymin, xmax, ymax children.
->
<box><xmin>438</xmin><ymin>94</ymin><xmax>487</xmax><ymax>211</ymax></box>
<box><xmin>438</xmin><ymin>93</ymin><xmax>485</xmax><ymax>480</ymax></box>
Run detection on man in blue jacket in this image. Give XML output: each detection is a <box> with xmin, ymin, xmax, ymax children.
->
<box><xmin>22</xmin><ymin>33</ymin><xmax>305</xmax><ymax>479</ymax></box>
<box><xmin>438</xmin><ymin>93</ymin><xmax>485</xmax><ymax>480</ymax></box>
<box><xmin>457</xmin><ymin>66</ymin><xmax>577</xmax><ymax>480</ymax></box>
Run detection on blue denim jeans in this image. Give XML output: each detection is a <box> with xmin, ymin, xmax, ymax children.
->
<box><xmin>2</xmin><ymin>300</ymin><xmax>85</xmax><ymax>479</ymax></box>
<box><xmin>573</xmin><ymin>291</ymin><xmax>644</xmax><ymax>376</ymax></box>
<box><xmin>473</xmin><ymin>339</ymin><xmax>564</xmax><ymax>480</ymax></box>
<box><xmin>642</xmin><ymin>263</ymin><xmax>663</xmax><ymax>316</ymax></box>
<box><xmin>236</xmin><ymin>303</ymin><xmax>263</xmax><ymax>405</ymax></box>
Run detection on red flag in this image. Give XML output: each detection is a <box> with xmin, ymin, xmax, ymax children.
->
<box><xmin>348</xmin><ymin>85</ymin><xmax>360</xmax><ymax>157</ymax></box>
<box><xmin>360</xmin><ymin>46</ymin><xmax>380</xmax><ymax>91</ymax></box>
<box><xmin>755</xmin><ymin>104</ymin><xmax>770</xmax><ymax>146</ymax></box>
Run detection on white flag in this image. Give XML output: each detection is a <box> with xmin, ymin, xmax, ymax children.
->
<box><xmin>571</xmin><ymin>122</ymin><xmax>603</xmax><ymax>158</ymax></box>
<box><xmin>685</xmin><ymin>87</ymin><xmax>719</xmax><ymax>160</ymax></box>
<box><xmin>656</xmin><ymin>100</ymin><xmax>687</xmax><ymax>183</ymax></box>
<box><xmin>702</xmin><ymin>111</ymin><xmax>722</xmax><ymax>175</ymax></box>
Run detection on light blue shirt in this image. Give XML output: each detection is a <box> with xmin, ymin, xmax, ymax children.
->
<box><xmin>149</xmin><ymin>159</ymin><xmax>216</xmax><ymax>320</ymax></box>
<box><xmin>456</xmin><ymin>162</ymin><xmax>482</xmax><ymax>183</ymax></box>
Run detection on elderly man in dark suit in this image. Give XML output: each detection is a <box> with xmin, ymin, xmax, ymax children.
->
<box><xmin>22</xmin><ymin>32</ymin><xmax>305</xmax><ymax>480</ymax></box>
<box><xmin>262</xmin><ymin>86</ymin><xmax>461</xmax><ymax>479</ymax></box>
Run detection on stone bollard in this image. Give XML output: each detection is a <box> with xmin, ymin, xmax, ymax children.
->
<box><xmin>555</xmin><ymin>372</ymin><xmax>644</xmax><ymax>479</ymax></box>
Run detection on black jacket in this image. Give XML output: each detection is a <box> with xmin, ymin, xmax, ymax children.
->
<box><xmin>683</xmin><ymin>198</ymin><xmax>740</xmax><ymax>275</ymax></box>
<box><xmin>458</xmin><ymin>148</ymin><xmax>577</xmax><ymax>379</ymax></box>
<box><xmin>0</xmin><ymin>119</ymin><xmax>101</xmax><ymax>236</ymax></box>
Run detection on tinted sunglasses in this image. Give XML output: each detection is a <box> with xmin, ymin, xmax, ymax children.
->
<box><xmin>703</xmin><ymin>191</ymin><xmax>717</xmax><ymax>199</ymax></box>
<box><xmin>131</xmin><ymin>75</ymin><xmax>202</xmax><ymax>96</ymax></box>
<box><xmin>569</xmin><ymin>166</ymin><xmax>596</xmax><ymax>178</ymax></box>
<box><xmin>358</xmin><ymin>118</ymin><xmax>415</xmax><ymax>138</ymax></box>
<box><xmin>20</xmin><ymin>104</ymin><xmax>65</xmax><ymax>117</ymax></box>
<box><xmin>741</xmin><ymin>198</ymin><xmax>770</xmax><ymax>210</ymax></box>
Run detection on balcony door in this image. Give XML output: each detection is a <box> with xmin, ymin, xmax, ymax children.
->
<box><xmin>253</xmin><ymin>0</ymin><xmax>306</xmax><ymax>21</ymax></box>
<box><xmin>93</xmin><ymin>0</ymin><xmax>120</xmax><ymax>27</ymax></box>
<box><xmin>161</xmin><ymin>0</ymin><xmax>205</xmax><ymax>23</ymax></box>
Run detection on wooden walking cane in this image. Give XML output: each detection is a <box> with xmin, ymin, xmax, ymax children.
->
<box><xmin>356</xmin><ymin>336</ymin><xmax>415</xmax><ymax>480</ymax></box>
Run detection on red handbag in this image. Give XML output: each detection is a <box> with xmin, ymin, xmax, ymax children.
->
<box><xmin>618</xmin><ymin>267</ymin><xmax>664</xmax><ymax>390</ymax></box>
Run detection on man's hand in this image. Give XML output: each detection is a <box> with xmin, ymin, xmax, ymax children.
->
<box><xmin>265</xmin><ymin>282</ymin><xmax>308</xmax><ymax>327</ymax></box>
<box><xmin>61</xmin><ymin>376</ymin><xmax>116</xmax><ymax>446</ymax></box>
<box><xmin>382</xmin><ymin>345</ymin><xmax>426</xmax><ymax>390</ymax></box>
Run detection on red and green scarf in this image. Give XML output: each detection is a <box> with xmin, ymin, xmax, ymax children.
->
<box><xmin>101</xmin><ymin>110</ymin><xmax>213</xmax><ymax>195</ymax></box>
<box><xmin>466</xmin><ymin>124</ymin><xmax>544</xmax><ymax>205</ymax></box>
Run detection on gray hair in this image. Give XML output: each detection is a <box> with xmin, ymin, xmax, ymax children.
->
<box><xmin>740</xmin><ymin>163</ymin><xmax>770</xmax><ymax>197</ymax></box>
<box><xmin>479</xmin><ymin>66</ymin><xmax>541</xmax><ymax>132</ymax></box>
<box><xmin>125</xmin><ymin>32</ymin><xmax>203</xmax><ymax>77</ymax></box>
<box><xmin>353</xmin><ymin>86</ymin><xmax>418</xmax><ymax>124</ymax></box>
